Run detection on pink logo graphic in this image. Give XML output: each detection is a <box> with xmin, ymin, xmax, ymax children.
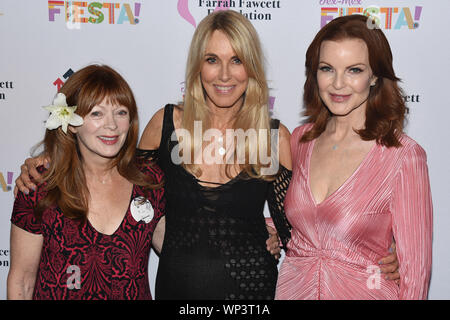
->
<box><xmin>178</xmin><ymin>0</ymin><xmax>230</xmax><ymax>27</ymax></box>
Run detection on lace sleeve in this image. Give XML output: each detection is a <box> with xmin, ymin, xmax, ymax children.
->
<box><xmin>267</xmin><ymin>166</ymin><xmax>292</xmax><ymax>250</ymax></box>
<box><xmin>136</xmin><ymin>148</ymin><xmax>159</xmax><ymax>163</ymax></box>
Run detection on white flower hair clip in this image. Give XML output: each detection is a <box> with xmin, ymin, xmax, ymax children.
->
<box><xmin>130</xmin><ymin>196</ymin><xmax>154</xmax><ymax>224</ymax></box>
<box><xmin>43</xmin><ymin>93</ymin><xmax>83</xmax><ymax>133</ymax></box>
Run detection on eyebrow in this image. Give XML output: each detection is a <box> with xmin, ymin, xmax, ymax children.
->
<box><xmin>204</xmin><ymin>53</ymin><xmax>240</xmax><ymax>60</ymax></box>
<box><xmin>319</xmin><ymin>61</ymin><xmax>367</xmax><ymax>68</ymax></box>
<box><xmin>95</xmin><ymin>104</ymin><xmax>127</xmax><ymax>109</ymax></box>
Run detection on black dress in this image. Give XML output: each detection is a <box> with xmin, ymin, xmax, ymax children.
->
<box><xmin>137</xmin><ymin>104</ymin><xmax>291</xmax><ymax>300</ymax></box>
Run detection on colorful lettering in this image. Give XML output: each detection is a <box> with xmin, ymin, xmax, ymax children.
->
<box><xmin>88</xmin><ymin>2</ymin><xmax>104</xmax><ymax>23</ymax></box>
<box><xmin>117</xmin><ymin>3</ymin><xmax>135</xmax><ymax>25</ymax></box>
<box><xmin>320</xmin><ymin>6</ymin><xmax>423</xmax><ymax>30</ymax></box>
<box><xmin>134</xmin><ymin>3</ymin><xmax>141</xmax><ymax>23</ymax></box>
<box><xmin>0</xmin><ymin>172</ymin><xmax>13</xmax><ymax>192</ymax></box>
<box><xmin>395</xmin><ymin>8</ymin><xmax>411</xmax><ymax>30</ymax></box>
<box><xmin>414</xmin><ymin>6</ymin><xmax>422</xmax><ymax>28</ymax></box>
<box><xmin>48</xmin><ymin>1</ymin><xmax>64</xmax><ymax>21</ymax></box>
<box><xmin>321</xmin><ymin>7</ymin><xmax>338</xmax><ymax>27</ymax></box>
<box><xmin>380</xmin><ymin>7</ymin><xmax>393</xmax><ymax>29</ymax></box>
<box><xmin>72</xmin><ymin>2</ymin><xmax>88</xmax><ymax>23</ymax></box>
<box><xmin>364</xmin><ymin>6</ymin><xmax>381</xmax><ymax>29</ymax></box>
<box><xmin>48</xmin><ymin>1</ymin><xmax>141</xmax><ymax>25</ymax></box>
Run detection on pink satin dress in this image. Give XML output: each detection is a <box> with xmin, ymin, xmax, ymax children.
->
<box><xmin>276</xmin><ymin>124</ymin><xmax>432</xmax><ymax>300</ymax></box>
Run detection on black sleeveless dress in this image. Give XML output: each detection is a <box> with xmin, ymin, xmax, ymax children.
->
<box><xmin>137</xmin><ymin>104</ymin><xmax>291</xmax><ymax>300</ymax></box>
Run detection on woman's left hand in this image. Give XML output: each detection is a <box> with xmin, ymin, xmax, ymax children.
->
<box><xmin>266</xmin><ymin>226</ymin><xmax>281</xmax><ymax>260</ymax></box>
<box><xmin>379</xmin><ymin>242</ymin><xmax>400</xmax><ymax>284</ymax></box>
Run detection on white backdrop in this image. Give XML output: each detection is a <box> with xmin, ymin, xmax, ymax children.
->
<box><xmin>0</xmin><ymin>0</ymin><xmax>448</xmax><ymax>300</ymax></box>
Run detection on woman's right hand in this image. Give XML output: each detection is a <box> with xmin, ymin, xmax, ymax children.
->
<box><xmin>152</xmin><ymin>216</ymin><xmax>165</xmax><ymax>254</ymax></box>
<box><xmin>14</xmin><ymin>156</ymin><xmax>48</xmax><ymax>196</ymax></box>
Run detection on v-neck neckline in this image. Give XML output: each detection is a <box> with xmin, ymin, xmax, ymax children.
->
<box><xmin>306</xmin><ymin>138</ymin><xmax>377</xmax><ymax>207</ymax></box>
<box><xmin>180</xmin><ymin>164</ymin><xmax>245</xmax><ymax>190</ymax></box>
<box><xmin>170</xmin><ymin>110</ymin><xmax>245</xmax><ymax>190</ymax></box>
<box><xmin>86</xmin><ymin>184</ymin><xmax>136</xmax><ymax>237</ymax></box>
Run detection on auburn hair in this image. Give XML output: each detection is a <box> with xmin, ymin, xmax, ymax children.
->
<box><xmin>35</xmin><ymin>64</ymin><xmax>160</xmax><ymax>223</ymax></box>
<box><xmin>301</xmin><ymin>14</ymin><xmax>407</xmax><ymax>147</ymax></box>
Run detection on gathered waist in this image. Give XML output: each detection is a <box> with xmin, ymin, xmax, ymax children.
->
<box><xmin>285</xmin><ymin>248</ymin><xmax>380</xmax><ymax>273</ymax></box>
<box><xmin>277</xmin><ymin>253</ymin><xmax>399</xmax><ymax>300</ymax></box>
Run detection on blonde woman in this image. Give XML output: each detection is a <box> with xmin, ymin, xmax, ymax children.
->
<box><xmin>138</xmin><ymin>10</ymin><xmax>292</xmax><ymax>300</ymax></box>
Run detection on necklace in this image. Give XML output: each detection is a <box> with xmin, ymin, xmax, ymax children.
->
<box><xmin>212</xmin><ymin>118</ymin><xmax>233</xmax><ymax>157</ymax></box>
<box><xmin>217</xmin><ymin>136</ymin><xmax>226</xmax><ymax>156</ymax></box>
<box><xmin>332</xmin><ymin>144</ymin><xmax>338</xmax><ymax>150</ymax></box>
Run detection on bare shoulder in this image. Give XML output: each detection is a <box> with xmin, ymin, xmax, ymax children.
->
<box><xmin>172</xmin><ymin>104</ymin><xmax>184</xmax><ymax>129</ymax></box>
<box><xmin>278</xmin><ymin>123</ymin><xmax>291</xmax><ymax>142</ymax></box>
<box><xmin>278</xmin><ymin>122</ymin><xmax>292</xmax><ymax>170</ymax></box>
<box><xmin>138</xmin><ymin>107</ymin><xmax>165</xmax><ymax>150</ymax></box>
<box><xmin>139</xmin><ymin>105</ymin><xmax>185</xmax><ymax>149</ymax></box>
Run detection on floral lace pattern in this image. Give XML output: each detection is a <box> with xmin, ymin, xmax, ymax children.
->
<box><xmin>11</xmin><ymin>162</ymin><xmax>165</xmax><ymax>300</ymax></box>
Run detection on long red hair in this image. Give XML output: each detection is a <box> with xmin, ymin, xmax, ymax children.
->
<box><xmin>36</xmin><ymin>64</ymin><xmax>160</xmax><ymax>223</ymax></box>
<box><xmin>301</xmin><ymin>14</ymin><xmax>407</xmax><ymax>147</ymax></box>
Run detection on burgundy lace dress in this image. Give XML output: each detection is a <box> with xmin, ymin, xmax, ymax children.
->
<box><xmin>11</xmin><ymin>161</ymin><xmax>165</xmax><ymax>300</ymax></box>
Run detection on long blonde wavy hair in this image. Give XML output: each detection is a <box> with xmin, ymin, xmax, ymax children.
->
<box><xmin>181</xmin><ymin>10</ymin><xmax>274</xmax><ymax>180</ymax></box>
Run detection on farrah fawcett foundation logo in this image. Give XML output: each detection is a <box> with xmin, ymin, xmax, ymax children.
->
<box><xmin>0</xmin><ymin>81</ymin><xmax>14</xmax><ymax>101</ymax></box>
<box><xmin>0</xmin><ymin>249</ymin><xmax>9</xmax><ymax>267</ymax></box>
<box><xmin>178</xmin><ymin>0</ymin><xmax>282</xmax><ymax>27</ymax></box>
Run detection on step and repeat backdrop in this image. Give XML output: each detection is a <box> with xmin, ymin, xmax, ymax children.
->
<box><xmin>0</xmin><ymin>0</ymin><xmax>449</xmax><ymax>299</ymax></box>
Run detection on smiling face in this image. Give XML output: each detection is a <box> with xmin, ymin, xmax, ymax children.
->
<box><xmin>317</xmin><ymin>38</ymin><xmax>377</xmax><ymax>118</ymax></box>
<box><xmin>70</xmin><ymin>97</ymin><xmax>130</xmax><ymax>162</ymax></box>
<box><xmin>200</xmin><ymin>30</ymin><xmax>249</xmax><ymax>110</ymax></box>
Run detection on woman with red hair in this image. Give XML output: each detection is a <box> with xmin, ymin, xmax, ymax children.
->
<box><xmin>7</xmin><ymin>65</ymin><xmax>165</xmax><ymax>299</ymax></box>
<box><xmin>276</xmin><ymin>15</ymin><xmax>432</xmax><ymax>300</ymax></box>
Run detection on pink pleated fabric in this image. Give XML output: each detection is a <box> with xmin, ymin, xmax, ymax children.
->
<box><xmin>276</xmin><ymin>124</ymin><xmax>433</xmax><ymax>300</ymax></box>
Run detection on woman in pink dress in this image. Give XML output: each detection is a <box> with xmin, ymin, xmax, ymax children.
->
<box><xmin>276</xmin><ymin>15</ymin><xmax>432</xmax><ymax>300</ymax></box>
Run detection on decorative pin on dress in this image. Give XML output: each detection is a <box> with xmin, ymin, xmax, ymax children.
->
<box><xmin>130</xmin><ymin>196</ymin><xmax>154</xmax><ymax>223</ymax></box>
